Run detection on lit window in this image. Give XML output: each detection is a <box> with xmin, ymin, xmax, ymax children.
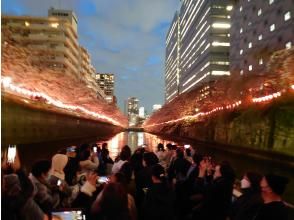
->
<box><xmin>240</xmin><ymin>28</ymin><xmax>243</xmax><ymax>33</ymax></box>
<box><xmin>269</xmin><ymin>0</ymin><xmax>274</xmax><ymax>5</ymax></box>
<box><xmin>286</xmin><ymin>42</ymin><xmax>292</xmax><ymax>49</ymax></box>
<box><xmin>226</xmin><ymin>5</ymin><xmax>233</xmax><ymax>11</ymax></box>
<box><xmin>258</xmin><ymin>35</ymin><xmax>263</xmax><ymax>40</ymax></box>
<box><xmin>51</xmin><ymin>23</ymin><xmax>59</xmax><ymax>28</ymax></box>
<box><xmin>240</xmin><ymin>49</ymin><xmax>243</xmax><ymax>55</ymax></box>
<box><xmin>284</xmin><ymin>12</ymin><xmax>291</xmax><ymax>21</ymax></box>
<box><xmin>240</xmin><ymin>6</ymin><xmax>243</xmax><ymax>12</ymax></box>
<box><xmin>249</xmin><ymin>65</ymin><xmax>253</xmax><ymax>71</ymax></box>
<box><xmin>212</xmin><ymin>41</ymin><xmax>230</xmax><ymax>46</ymax></box>
<box><xmin>248</xmin><ymin>42</ymin><xmax>252</xmax><ymax>48</ymax></box>
<box><xmin>258</xmin><ymin>9</ymin><xmax>262</xmax><ymax>16</ymax></box>
<box><xmin>259</xmin><ymin>58</ymin><xmax>263</xmax><ymax>65</ymax></box>
<box><xmin>270</xmin><ymin>24</ymin><xmax>275</xmax><ymax>31</ymax></box>
<box><xmin>212</xmin><ymin>23</ymin><xmax>231</xmax><ymax>29</ymax></box>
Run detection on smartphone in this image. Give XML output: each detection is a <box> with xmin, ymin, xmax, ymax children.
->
<box><xmin>97</xmin><ymin>176</ymin><xmax>109</xmax><ymax>184</ymax></box>
<box><xmin>184</xmin><ymin>144</ymin><xmax>191</xmax><ymax>149</ymax></box>
<box><xmin>67</xmin><ymin>146</ymin><xmax>75</xmax><ymax>153</ymax></box>
<box><xmin>93</xmin><ymin>146</ymin><xmax>97</xmax><ymax>153</ymax></box>
<box><xmin>7</xmin><ymin>145</ymin><xmax>17</xmax><ymax>164</ymax></box>
<box><xmin>52</xmin><ymin>209</ymin><xmax>85</xmax><ymax>220</ymax></box>
<box><xmin>57</xmin><ymin>179</ymin><xmax>62</xmax><ymax>186</ymax></box>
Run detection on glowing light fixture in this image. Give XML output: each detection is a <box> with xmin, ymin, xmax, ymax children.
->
<box><xmin>226</xmin><ymin>5</ymin><xmax>233</xmax><ymax>11</ymax></box>
<box><xmin>212</xmin><ymin>42</ymin><xmax>230</xmax><ymax>47</ymax></box>
<box><xmin>212</xmin><ymin>23</ymin><xmax>231</xmax><ymax>29</ymax></box>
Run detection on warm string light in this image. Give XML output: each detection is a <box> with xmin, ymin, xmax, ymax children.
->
<box><xmin>144</xmin><ymin>100</ymin><xmax>242</xmax><ymax>128</ymax></box>
<box><xmin>145</xmin><ymin>85</ymin><xmax>294</xmax><ymax>128</ymax></box>
<box><xmin>1</xmin><ymin>77</ymin><xmax>124</xmax><ymax>127</ymax></box>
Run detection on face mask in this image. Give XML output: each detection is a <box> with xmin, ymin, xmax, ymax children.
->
<box><xmin>241</xmin><ymin>178</ymin><xmax>251</xmax><ymax>189</ymax></box>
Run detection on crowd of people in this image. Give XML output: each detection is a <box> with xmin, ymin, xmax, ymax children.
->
<box><xmin>2</xmin><ymin>142</ymin><xmax>291</xmax><ymax>220</ymax></box>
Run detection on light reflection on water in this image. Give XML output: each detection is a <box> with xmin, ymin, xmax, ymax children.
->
<box><xmin>101</xmin><ymin>132</ymin><xmax>178</xmax><ymax>160</ymax></box>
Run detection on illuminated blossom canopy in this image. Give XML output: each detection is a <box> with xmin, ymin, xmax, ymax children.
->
<box><xmin>1</xmin><ymin>31</ymin><xmax>128</xmax><ymax>128</ymax></box>
<box><xmin>144</xmin><ymin>47</ymin><xmax>294</xmax><ymax>128</ymax></box>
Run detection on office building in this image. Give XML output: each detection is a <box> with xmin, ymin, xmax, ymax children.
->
<box><xmin>230</xmin><ymin>0</ymin><xmax>294</xmax><ymax>76</ymax></box>
<box><xmin>165</xmin><ymin>12</ymin><xmax>180</xmax><ymax>102</ymax></box>
<box><xmin>165</xmin><ymin>0</ymin><xmax>233</xmax><ymax>102</ymax></box>
<box><xmin>2</xmin><ymin>8</ymin><xmax>80</xmax><ymax>76</ymax></box>
<box><xmin>125</xmin><ymin>97</ymin><xmax>139</xmax><ymax>126</ymax></box>
<box><xmin>95</xmin><ymin>73</ymin><xmax>115</xmax><ymax>103</ymax></box>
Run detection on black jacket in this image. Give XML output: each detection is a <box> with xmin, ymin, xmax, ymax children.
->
<box><xmin>231</xmin><ymin>188</ymin><xmax>263</xmax><ymax>220</ymax></box>
<box><xmin>142</xmin><ymin>183</ymin><xmax>175</xmax><ymax>220</ymax></box>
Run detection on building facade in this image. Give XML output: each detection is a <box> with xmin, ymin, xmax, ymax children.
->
<box><xmin>125</xmin><ymin>97</ymin><xmax>139</xmax><ymax>126</ymax></box>
<box><xmin>230</xmin><ymin>0</ymin><xmax>294</xmax><ymax>76</ymax></box>
<box><xmin>95</xmin><ymin>73</ymin><xmax>115</xmax><ymax>103</ymax></box>
<box><xmin>165</xmin><ymin>12</ymin><xmax>180</xmax><ymax>102</ymax></box>
<box><xmin>79</xmin><ymin>46</ymin><xmax>106</xmax><ymax>99</ymax></box>
<box><xmin>2</xmin><ymin>8</ymin><xmax>80</xmax><ymax>76</ymax></box>
<box><xmin>165</xmin><ymin>0</ymin><xmax>233</xmax><ymax>102</ymax></box>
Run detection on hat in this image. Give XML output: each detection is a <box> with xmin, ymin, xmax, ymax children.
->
<box><xmin>265</xmin><ymin>174</ymin><xmax>289</xmax><ymax>195</ymax></box>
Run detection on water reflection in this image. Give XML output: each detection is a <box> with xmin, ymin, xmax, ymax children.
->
<box><xmin>101</xmin><ymin>132</ymin><xmax>177</xmax><ymax>159</ymax></box>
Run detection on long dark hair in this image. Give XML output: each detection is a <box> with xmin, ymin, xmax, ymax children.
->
<box><xmin>99</xmin><ymin>183</ymin><xmax>130</xmax><ymax>220</ymax></box>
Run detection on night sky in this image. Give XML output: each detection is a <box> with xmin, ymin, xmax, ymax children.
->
<box><xmin>2</xmin><ymin>0</ymin><xmax>180</xmax><ymax>113</ymax></box>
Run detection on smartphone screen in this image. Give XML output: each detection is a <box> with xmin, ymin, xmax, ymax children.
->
<box><xmin>57</xmin><ymin>179</ymin><xmax>62</xmax><ymax>186</ymax></box>
<box><xmin>93</xmin><ymin>147</ymin><xmax>97</xmax><ymax>153</ymax></box>
<box><xmin>98</xmin><ymin>176</ymin><xmax>109</xmax><ymax>183</ymax></box>
<box><xmin>7</xmin><ymin>145</ymin><xmax>17</xmax><ymax>164</ymax></box>
<box><xmin>184</xmin><ymin>144</ymin><xmax>191</xmax><ymax>149</ymax></box>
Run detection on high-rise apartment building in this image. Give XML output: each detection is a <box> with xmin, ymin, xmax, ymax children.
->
<box><xmin>79</xmin><ymin>46</ymin><xmax>106</xmax><ymax>99</ymax></box>
<box><xmin>230</xmin><ymin>0</ymin><xmax>293</xmax><ymax>76</ymax></box>
<box><xmin>2</xmin><ymin>8</ymin><xmax>80</xmax><ymax>76</ymax></box>
<box><xmin>165</xmin><ymin>12</ymin><xmax>180</xmax><ymax>102</ymax></box>
<box><xmin>165</xmin><ymin>0</ymin><xmax>233</xmax><ymax>102</ymax></box>
<box><xmin>95</xmin><ymin>73</ymin><xmax>115</xmax><ymax>103</ymax></box>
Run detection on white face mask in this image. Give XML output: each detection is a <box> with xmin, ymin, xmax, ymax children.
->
<box><xmin>241</xmin><ymin>178</ymin><xmax>251</xmax><ymax>189</ymax></box>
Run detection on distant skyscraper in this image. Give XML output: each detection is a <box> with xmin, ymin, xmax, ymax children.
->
<box><xmin>139</xmin><ymin>107</ymin><xmax>145</xmax><ymax>118</ymax></box>
<box><xmin>95</xmin><ymin>73</ymin><xmax>115</xmax><ymax>103</ymax></box>
<box><xmin>230</xmin><ymin>0</ymin><xmax>294</xmax><ymax>76</ymax></box>
<box><xmin>126</xmin><ymin>97</ymin><xmax>139</xmax><ymax>126</ymax></box>
<box><xmin>165</xmin><ymin>0</ymin><xmax>233</xmax><ymax>102</ymax></box>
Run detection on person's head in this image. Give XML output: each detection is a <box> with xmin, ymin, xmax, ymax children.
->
<box><xmin>120</xmin><ymin>145</ymin><xmax>132</xmax><ymax>160</ymax></box>
<box><xmin>261</xmin><ymin>174</ymin><xmax>289</xmax><ymax>201</ymax></box>
<box><xmin>176</xmin><ymin>148</ymin><xmax>184</xmax><ymax>159</ymax></box>
<box><xmin>157</xmin><ymin>143</ymin><xmax>164</xmax><ymax>152</ymax></box>
<box><xmin>102</xmin><ymin>143</ymin><xmax>108</xmax><ymax>150</ymax></box>
<box><xmin>151</xmin><ymin>164</ymin><xmax>166</xmax><ymax>183</ymax></box>
<box><xmin>31</xmin><ymin>160</ymin><xmax>52</xmax><ymax>181</ymax></box>
<box><xmin>241</xmin><ymin>171</ymin><xmax>262</xmax><ymax>192</ymax></box>
<box><xmin>98</xmin><ymin>183</ymin><xmax>129</xmax><ymax>219</ymax></box>
<box><xmin>51</xmin><ymin>154</ymin><xmax>68</xmax><ymax>174</ymax></box>
<box><xmin>185</xmin><ymin>148</ymin><xmax>192</xmax><ymax>157</ymax></box>
<box><xmin>143</xmin><ymin>152</ymin><xmax>159</xmax><ymax>167</ymax></box>
<box><xmin>213</xmin><ymin>161</ymin><xmax>235</xmax><ymax>182</ymax></box>
<box><xmin>79</xmin><ymin>149</ymin><xmax>91</xmax><ymax>161</ymax></box>
<box><xmin>120</xmin><ymin>148</ymin><xmax>131</xmax><ymax>161</ymax></box>
<box><xmin>192</xmin><ymin>154</ymin><xmax>203</xmax><ymax>167</ymax></box>
<box><xmin>166</xmin><ymin>143</ymin><xmax>173</xmax><ymax>151</ymax></box>
<box><xmin>110</xmin><ymin>172</ymin><xmax>127</xmax><ymax>187</ymax></box>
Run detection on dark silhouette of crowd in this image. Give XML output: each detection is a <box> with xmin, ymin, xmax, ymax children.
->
<box><xmin>2</xmin><ymin>142</ymin><xmax>291</xmax><ymax>220</ymax></box>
